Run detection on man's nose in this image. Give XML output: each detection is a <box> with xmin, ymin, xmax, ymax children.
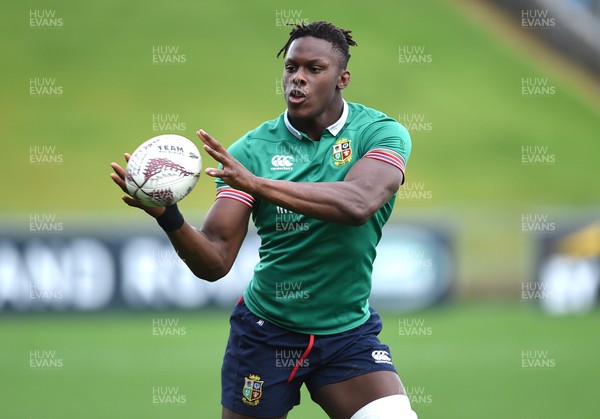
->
<box><xmin>292</xmin><ymin>69</ymin><xmax>306</xmax><ymax>85</ymax></box>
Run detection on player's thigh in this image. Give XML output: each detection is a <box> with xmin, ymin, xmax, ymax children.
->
<box><xmin>222</xmin><ymin>406</ymin><xmax>287</xmax><ymax>419</ymax></box>
<box><xmin>306</xmin><ymin>307</ymin><xmax>406</xmax><ymax>417</ymax></box>
<box><xmin>221</xmin><ymin>300</ymin><xmax>304</xmax><ymax>417</ymax></box>
<box><xmin>311</xmin><ymin>370</ymin><xmax>403</xmax><ymax>419</ymax></box>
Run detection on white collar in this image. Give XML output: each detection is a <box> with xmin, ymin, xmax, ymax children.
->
<box><xmin>284</xmin><ymin>100</ymin><xmax>348</xmax><ymax>139</ymax></box>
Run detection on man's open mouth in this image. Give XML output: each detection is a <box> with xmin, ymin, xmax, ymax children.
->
<box><xmin>288</xmin><ymin>89</ymin><xmax>307</xmax><ymax>104</ymax></box>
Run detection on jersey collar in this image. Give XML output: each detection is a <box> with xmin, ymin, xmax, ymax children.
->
<box><xmin>284</xmin><ymin>99</ymin><xmax>348</xmax><ymax>139</ymax></box>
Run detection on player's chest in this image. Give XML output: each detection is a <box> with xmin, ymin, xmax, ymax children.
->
<box><xmin>254</xmin><ymin>137</ymin><xmax>357</xmax><ymax>182</ymax></box>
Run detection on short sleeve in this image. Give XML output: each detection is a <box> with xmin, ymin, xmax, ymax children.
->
<box><xmin>361</xmin><ymin>119</ymin><xmax>411</xmax><ymax>183</ymax></box>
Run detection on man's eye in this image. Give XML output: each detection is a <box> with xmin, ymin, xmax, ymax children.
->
<box><xmin>311</xmin><ymin>67</ymin><xmax>322</xmax><ymax>73</ymax></box>
<box><xmin>285</xmin><ymin>66</ymin><xmax>296</xmax><ymax>72</ymax></box>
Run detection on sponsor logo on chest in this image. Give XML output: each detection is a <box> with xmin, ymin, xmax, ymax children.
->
<box><xmin>271</xmin><ymin>155</ymin><xmax>294</xmax><ymax>171</ymax></box>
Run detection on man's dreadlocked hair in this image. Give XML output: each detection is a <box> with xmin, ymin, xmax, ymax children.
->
<box><xmin>277</xmin><ymin>21</ymin><xmax>358</xmax><ymax>69</ymax></box>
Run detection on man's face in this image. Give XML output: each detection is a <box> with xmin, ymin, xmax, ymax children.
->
<box><xmin>283</xmin><ymin>36</ymin><xmax>349</xmax><ymax>121</ymax></box>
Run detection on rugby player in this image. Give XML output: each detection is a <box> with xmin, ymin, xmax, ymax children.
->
<box><xmin>111</xmin><ymin>21</ymin><xmax>416</xmax><ymax>419</ymax></box>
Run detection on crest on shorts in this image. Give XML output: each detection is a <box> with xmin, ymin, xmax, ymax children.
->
<box><xmin>332</xmin><ymin>138</ymin><xmax>352</xmax><ymax>166</ymax></box>
<box><xmin>242</xmin><ymin>374</ymin><xmax>263</xmax><ymax>406</ymax></box>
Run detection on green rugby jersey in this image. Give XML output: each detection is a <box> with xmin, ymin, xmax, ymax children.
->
<box><xmin>215</xmin><ymin>101</ymin><xmax>411</xmax><ymax>334</ymax></box>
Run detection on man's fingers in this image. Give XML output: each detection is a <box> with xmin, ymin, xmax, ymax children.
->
<box><xmin>111</xmin><ymin>162</ymin><xmax>126</xmax><ymax>178</ymax></box>
<box><xmin>121</xmin><ymin>195</ymin><xmax>166</xmax><ymax>218</ymax></box>
<box><xmin>122</xmin><ymin>195</ymin><xmax>141</xmax><ymax>208</ymax></box>
<box><xmin>112</xmin><ymin>154</ymin><xmax>165</xmax><ymax>217</ymax></box>
<box><xmin>110</xmin><ymin>162</ymin><xmax>129</xmax><ymax>192</ymax></box>
<box><xmin>197</xmin><ymin>129</ymin><xmax>225</xmax><ymax>152</ymax></box>
<box><xmin>196</xmin><ymin>129</ymin><xmax>213</xmax><ymax>143</ymax></box>
<box><xmin>110</xmin><ymin>172</ymin><xmax>122</xmax><ymax>185</ymax></box>
<box><xmin>110</xmin><ymin>172</ymin><xmax>129</xmax><ymax>194</ymax></box>
<box><xmin>204</xmin><ymin>167</ymin><xmax>223</xmax><ymax>178</ymax></box>
<box><xmin>197</xmin><ymin>130</ymin><xmax>233</xmax><ymax>169</ymax></box>
<box><xmin>110</xmin><ymin>156</ymin><xmax>133</xmax><ymax>195</ymax></box>
<box><xmin>196</xmin><ymin>129</ymin><xmax>249</xmax><ymax>186</ymax></box>
<box><xmin>202</xmin><ymin>142</ymin><xmax>225</xmax><ymax>162</ymax></box>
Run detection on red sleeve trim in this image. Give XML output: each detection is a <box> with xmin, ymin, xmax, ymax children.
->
<box><xmin>216</xmin><ymin>187</ymin><xmax>255</xmax><ymax>208</ymax></box>
<box><xmin>364</xmin><ymin>148</ymin><xmax>406</xmax><ymax>173</ymax></box>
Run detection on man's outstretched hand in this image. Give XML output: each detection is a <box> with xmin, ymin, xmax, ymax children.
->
<box><xmin>197</xmin><ymin>129</ymin><xmax>259</xmax><ymax>195</ymax></box>
<box><xmin>110</xmin><ymin>153</ymin><xmax>165</xmax><ymax>218</ymax></box>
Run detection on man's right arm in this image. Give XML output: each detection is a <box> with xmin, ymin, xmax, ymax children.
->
<box><xmin>164</xmin><ymin>198</ymin><xmax>251</xmax><ymax>281</ymax></box>
<box><xmin>111</xmin><ymin>154</ymin><xmax>252</xmax><ymax>282</ymax></box>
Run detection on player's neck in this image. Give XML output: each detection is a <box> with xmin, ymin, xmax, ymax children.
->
<box><xmin>290</xmin><ymin>97</ymin><xmax>344</xmax><ymax>141</ymax></box>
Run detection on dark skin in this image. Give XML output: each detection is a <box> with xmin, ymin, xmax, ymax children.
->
<box><xmin>282</xmin><ymin>35</ymin><xmax>348</xmax><ymax>140</ymax></box>
<box><xmin>111</xmin><ymin>36</ymin><xmax>405</xmax><ymax>419</ymax></box>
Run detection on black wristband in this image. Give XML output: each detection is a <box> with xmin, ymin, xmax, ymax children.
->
<box><xmin>156</xmin><ymin>204</ymin><xmax>185</xmax><ymax>232</ymax></box>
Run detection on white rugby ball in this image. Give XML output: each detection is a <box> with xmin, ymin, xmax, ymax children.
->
<box><xmin>125</xmin><ymin>134</ymin><xmax>201</xmax><ymax>207</ymax></box>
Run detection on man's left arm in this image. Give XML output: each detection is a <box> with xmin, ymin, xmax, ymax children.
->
<box><xmin>198</xmin><ymin>129</ymin><xmax>404</xmax><ymax>226</ymax></box>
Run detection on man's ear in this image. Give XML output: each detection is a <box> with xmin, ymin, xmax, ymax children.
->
<box><xmin>337</xmin><ymin>69</ymin><xmax>351</xmax><ymax>90</ymax></box>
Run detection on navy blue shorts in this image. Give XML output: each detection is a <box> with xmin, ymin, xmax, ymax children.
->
<box><xmin>221</xmin><ymin>299</ymin><xmax>398</xmax><ymax>417</ymax></box>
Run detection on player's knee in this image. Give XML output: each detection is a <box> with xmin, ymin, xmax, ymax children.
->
<box><xmin>350</xmin><ymin>394</ymin><xmax>418</xmax><ymax>419</ymax></box>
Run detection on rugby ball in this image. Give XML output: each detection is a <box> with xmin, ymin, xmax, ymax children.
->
<box><xmin>125</xmin><ymin>134</ymin><xmax>201</xmax><ymax>207</ymax></box>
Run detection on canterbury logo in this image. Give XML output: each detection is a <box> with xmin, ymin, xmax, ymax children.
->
<box><xmin>271</xmin><ymin>155</ymin><xmax>294</xmax><ymax>170</ymax></box>
<box><xmin>371</xmin><ymin>350</ymin><xmax>393</xmax><ymax>364</ymax></box>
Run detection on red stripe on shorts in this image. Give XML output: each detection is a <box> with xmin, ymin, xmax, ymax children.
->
<box><xmin>287</xmin><ymin>334</ymin><xmax>315</xmax><ymax>382</ymax></box>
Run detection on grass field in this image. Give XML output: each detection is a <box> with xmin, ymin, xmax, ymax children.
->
<box><xmin>2</xmin><ymin>303</ymin><xmax>598</xmax><ymax>418</ymax></box>
<box><xmin>0</xmin><ymin>0</ymin><xmax>598</xmax><ymax>214</ymax></box>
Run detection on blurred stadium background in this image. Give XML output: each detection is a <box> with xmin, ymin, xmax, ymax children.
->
<box><xmin>1</xmin><ymin>0</ymin><xmax>599</xmax><ymax>417</ymax></box>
